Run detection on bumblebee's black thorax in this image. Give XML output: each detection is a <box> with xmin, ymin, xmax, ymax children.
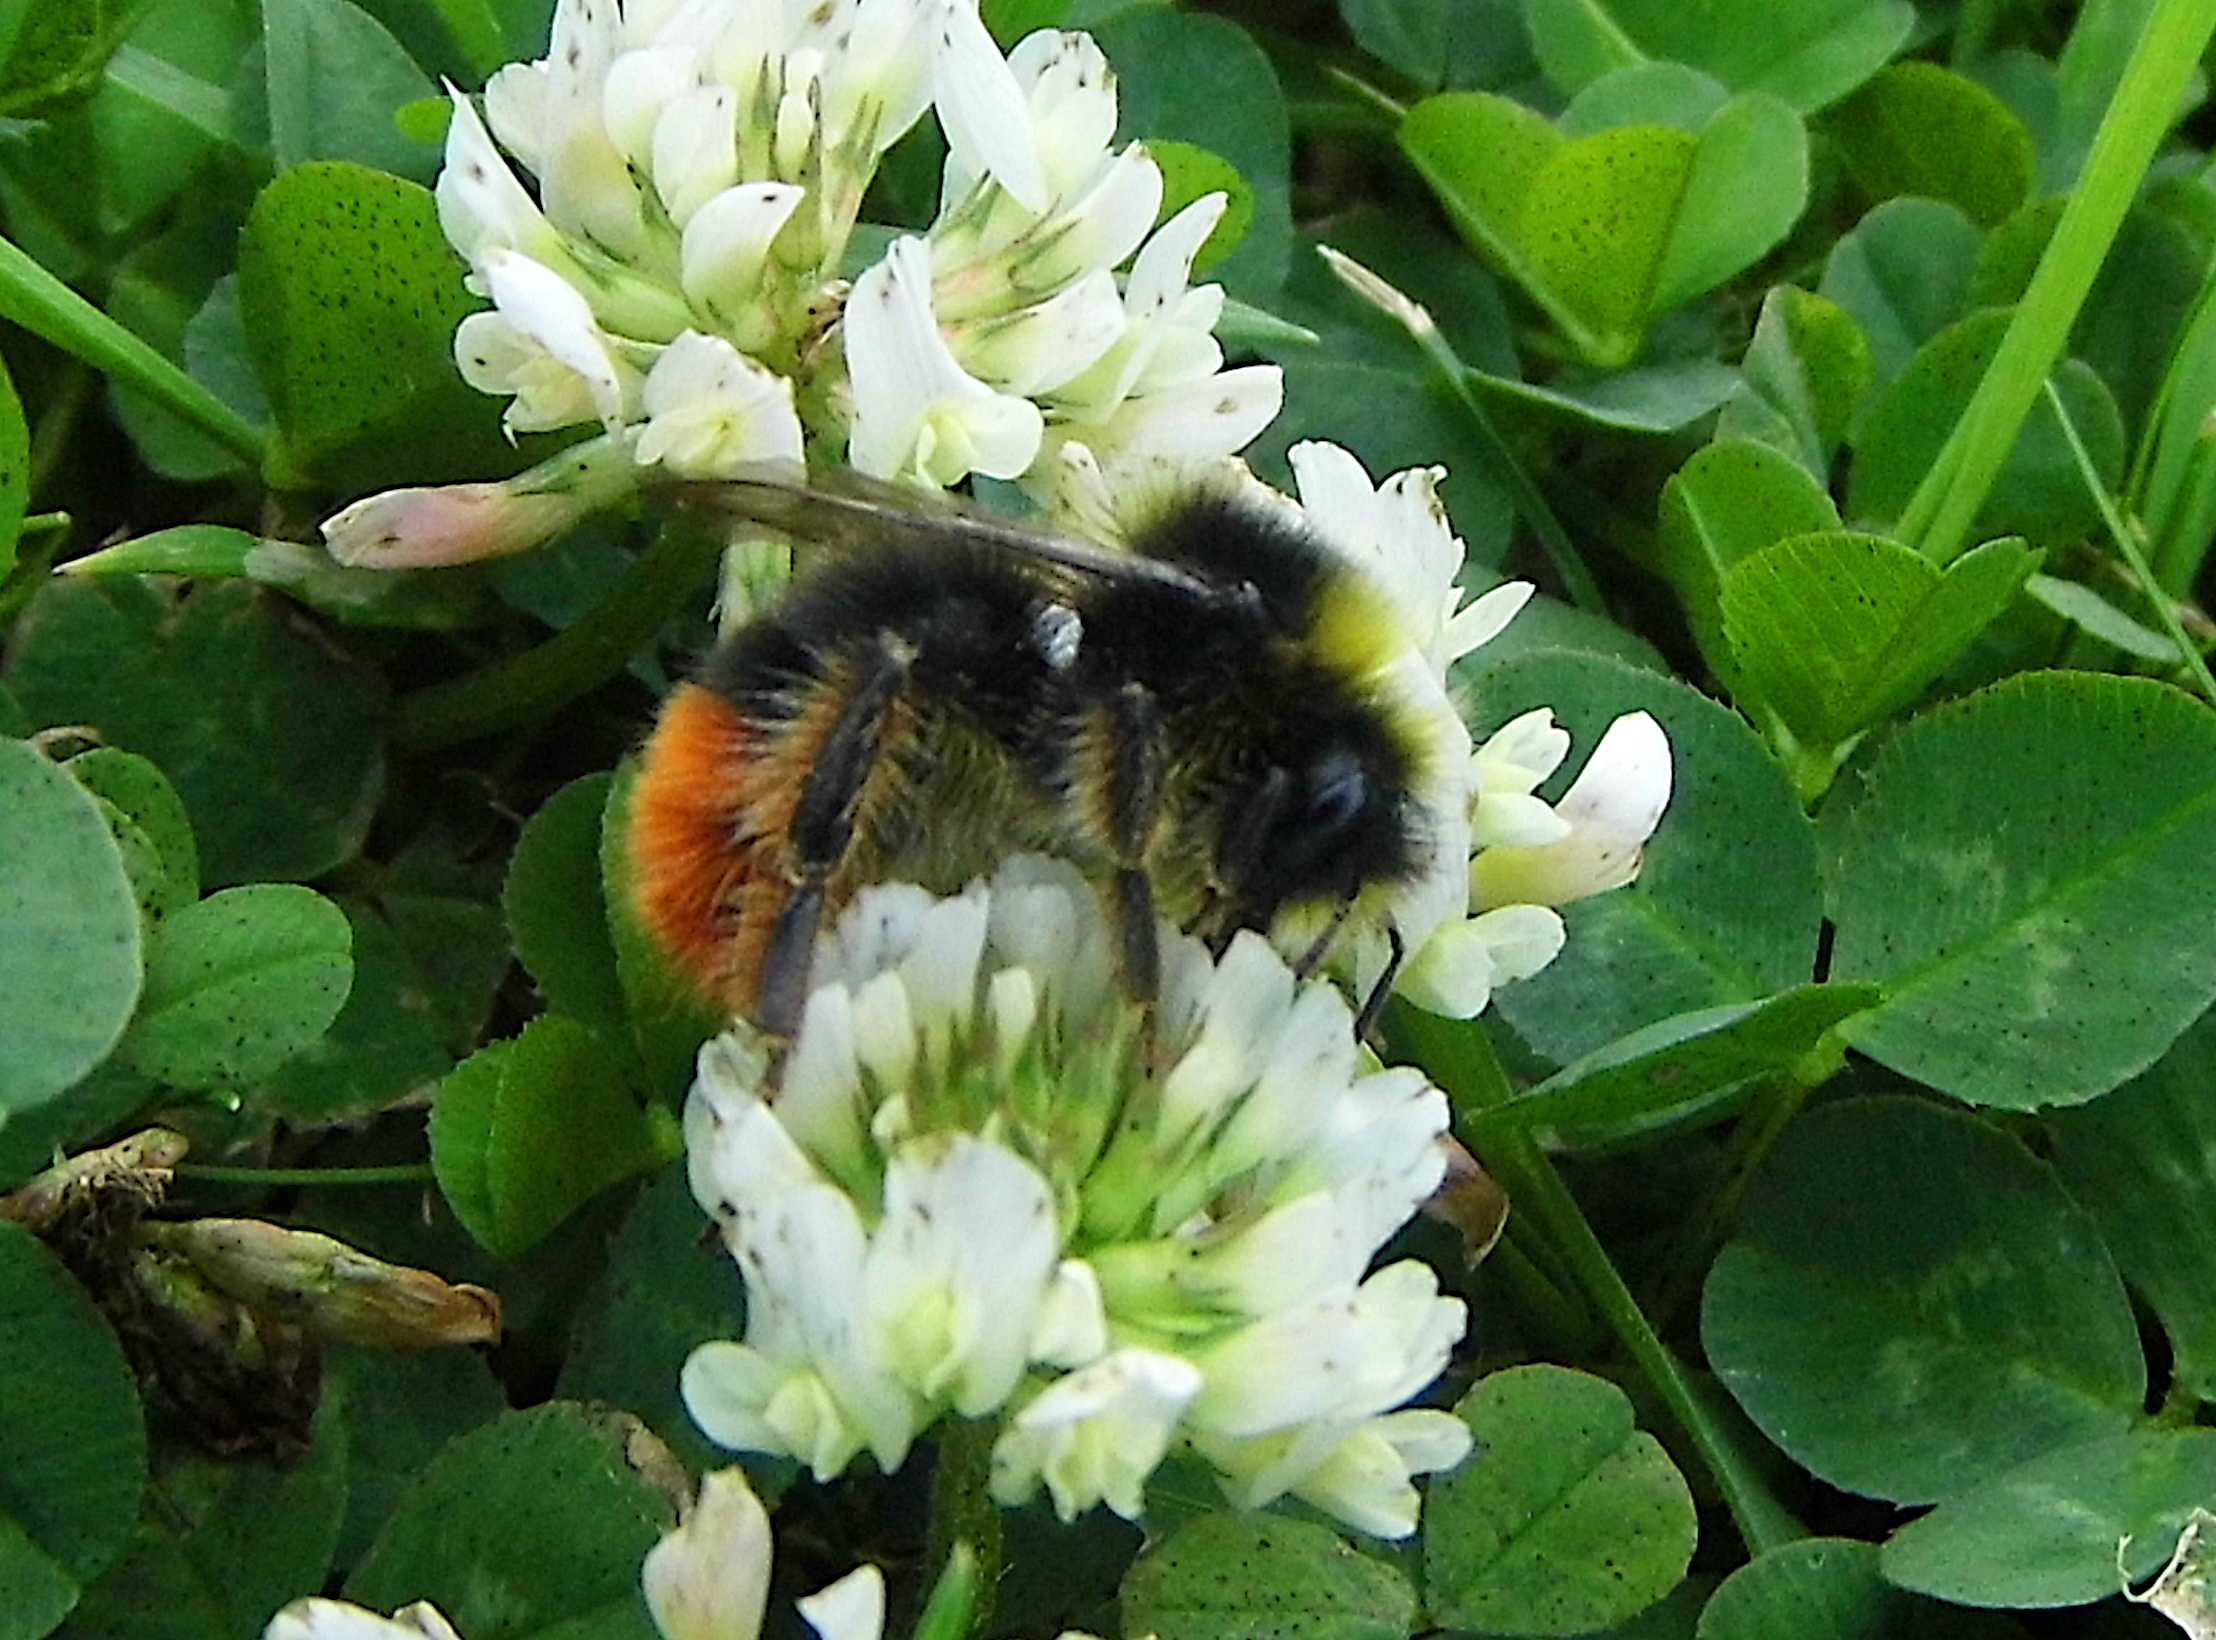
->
<box><xmin>698</xmin><ymin>542</ymin><xmax>1068</xmax><ymax>752</ymax></box>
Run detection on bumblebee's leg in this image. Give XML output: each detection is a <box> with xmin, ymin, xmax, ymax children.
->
<box><xmin>1098</xmin><ymin>681</ymin><xmax>1167</xmax><ymax>1010</ymax></box>
<box><xmin>1208</xmin><ymin>766</ymin><xmax>1292</xmax><ymax>952</ymax></box>
<box><xmin>753</xmin><ymin>632</ymin><xmax>916</xmax><ymax>1035</ymax></box>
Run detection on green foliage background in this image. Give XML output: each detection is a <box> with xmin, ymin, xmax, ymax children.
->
<box><xmin>6</xmin><ymin>0</ymin><xmax>2216</xmax><ymax>1635</ymax></box>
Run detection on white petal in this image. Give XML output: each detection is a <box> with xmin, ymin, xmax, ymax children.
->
<box><xmin>1391</xmin><ymin>930</ymin><xmax>1499</xmax><ymax>1023</ymax></box>
<box><xmin>955</xmin><ymin>269</ymin><xmax>1126</xmax><ymax>396</ymax></box>
<box><xmin>680</xmin><ymin>181</ymin><xmax>806</xmax><ymax>322</ymax></box>
<box><xmin>1345</xmin><ymin>1261</ymin><xmax>1470</xmax><ymax>1410</ymax></box>
<box><xmin>820</xmin><ymin>0</ymin><xmax>930</xmax><ymax>151</ymax></box>
<box><xmin>1377</xmin><ymin>1404</ymin><xmax>1478</xmax><ymax>1474</ymax></box>
<box><xmin>929</xmin><ymin>0</ymin><xmax>1047</xmax><ymax>212</ymax></box>
<box><xmin>770</xmin><ymin>992</ymin><xmax>885</xmax><ymax>1193</ymax></box>
<box><xmin>1180</xmin><ymin>1192</ymin><xmax>1364</xmax><ymax>1313</ymax></box>
<box><xmin>1189</xmin><ymin>1293</ymin><xmax>1370</xmax><ymax>1437</ymax></box>
<box><xmin>1061</xmin><ymin>365</ymin><xmax>1282</xmax><ymax>475</ymax></box>
<box><xmin>641</xmin><ymin>1469</ymin><xmax>773</xmax><ymax>1640</ymax></box>
<box><xmin>681</xmin><ymin>1341</ymin><xmax>841</xmax><ymax>1467</ymax></box>
<box><xmin>636</xmin><ymin>331</ymin><xmax>805</xmax><ymax>477</ymax></box>
<box><xmin>1446</xmin><ymin>578</ymin><xmax>1534</xmax><ymax>658</ymax></box>
<box><xmin>1471</xmin><ymin>790</ymin><xmax>1572</xmax><ymax>850</ymax></box>
<box><xmin>1300</xmin><ymin>1070</ymin><xmax>1451</xmax><ymax>1255</ymax></box>
<box><xmin>687</xmin><ymin>1034</ymin><xmax>818</xmax><ymax>1223</ymax></box>
<box><xmin>1017</xmin><ymin>144</ymin><xmax>1164</xmax><ymax>294</ymax></box>
<box><xmin>481</xmin><ymin>248</ymin><xmax>634</xmax><ymax>427</ymax></box>
<box><xmin>1556</xmin><ymin>711</ymin><xmax>1673</xmax><ymax>843</ymax></box>
<box><xmin>772</xmin><ymin>68</ymin><xmax>821</xmax><ymax>175</ymax></box>
<box><xmin>850</xmin><ymin>970</ymin><xmax>919</xmax><ymax>1097</ymax></box>
<box><xmin>820</xmin><ymin>878</ymin><xmax>942</xmax><ymax>982</ymax></box>
<box><xmin>846</xmin><ymin>236</ymin><xmax>1043</xmax><ymax>482</ymax></box>
<box><xmin>436</xmin><ymin>86</ymin><xmax>553</xmax><ymax>261</ymax></box>
<box><xmin>799</xmin><ymin>1566</ymin><xmax>887</xmax><ymax>1640</ymax></box>
<box><xmin>895</xmin><ymin>882</ymin><xmax>991</xmax><ymax>1041</ymax></box>
<box><xmin>1468</xmin><ymin>903</ymin><xmax>1569</xmax><ymax>982</ymax></box>
<box><xmin>481</xmin><ymin>60</ymin><xmax>551</xmax><ymax>174</ymax></box>
<box><xmin>987</xmin><ymin>965</ymin><xmax>1039</xmax><ymax>1079</ymax></box>
<box><xmin>1158</xmin><ymin>932</ymin><xmax>1294</xmax><ymax>1148</ymax></box>
<box><xmin>1284</xmin><ymin>440</ymin><xmax>1375</xmax><ymax>551</ymax></box>
<box><xmin>641</xmin><ymin>0</ymin><xmax>733</xmax><ymax>51</ymax></box>
<box><xmin>866</xmin><ymin>1135</ymin><xmax>1061</xmax><ymax>1415</ymax></box>
<box><xmin>1010</xmin><ymin>30</ymin><xmax>1118</xmax><ymax>195</ymax></box>
<box><xmin>600</xmin><ymin>45</ymin><xmax>694</xmax><ymax>168</ymax></box>
<box><xmin>1029</xmin><ymin>1258</ymin><xmax>1109</xmax><ymax>1366</ymax></box>
<box><xmin>1126</xmin><ymin>192</ymin><xmax>1225</xmax><ymax>314</ymax></box>
<box><xmin>1476</xmin><ymin>707</ymin><xmax>1569</xmax><ymax>792</ymax></box>
<box><xmin>1286</xmin><ymin>1417</ymin><xmax>1440</xmax><ymax>1539</ymax></box>
<box><xmin>453</xmin><ymin>311</ymin><xmax>597</xmax><ymax>432</ymax></box>
<box><xmin>989</xmin><ymin>1348</ymin><xmax>1203</xmax><ymax>1520</ymax></box>
<box><xmin>652</xmin><ymin>84</ymin><xmax>743</xmax><ymax>225</ymax></box>
<box><xmin>1208</xmin><ymin>981</ymin><xmax>1360</xmax><ymax>1180</ymax></box>
<box><xmin>264</xmin><ymin>1601</ymin><xmax>463</xmax><ymax>1640</ymax></box>
<box><xmin>734</xmin><ymin>1182</ymin><xmax>924</xmax><ymax>1471</ymax></box>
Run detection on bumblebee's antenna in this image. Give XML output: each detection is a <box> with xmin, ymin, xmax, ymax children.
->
<box><xmin>1354</xmin><ymin>922</ymin><xmax>1406</xmax><ymax>1042</ymax></box>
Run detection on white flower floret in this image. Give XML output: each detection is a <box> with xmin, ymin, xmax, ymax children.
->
<box><xmin>1187</xmin><ymin>1261</ymin><xmax>1472</xmax><ymax>1537</ymax></box>
<box><xmin>990</xmin><ymin>1348</ymin><xmax>1204</xmax><ymax>1522</ymax></box>
<box><xmin>264</xmin><ymin>1602</ymin><xmax>463</xmax><ymax>1640</ymax></box>
<box><xmin>681</xmin><ymin>858</ymin><xmax>1469</xmax><ymax>1535</ymax></box>
<box><xmin>683</xmin><ymin>1038</ymin><xmax>924</xmax><ymax>1476</ymax></box>
<box><xmin>320</xmin><ymin>431</ymin><xmax>645</xmax><ymax>567</ymax></box>
<box><xmin>1472</xmin><ymin>708</ymin><xmax>1577</xmax><ymax>848</ymax></box>
<box><xmin>1471</xmin><ymin>710</ymin><xmax>1674</xmax><ymax>909</ymax></box>
<box><xmin>641</xmin><ymin>1467</ymin><xmax>772</xmax><ymax>1640</ymax></box>
<box><xmin>678</xmin><ymin>182</ymin><xmax>806</xmax><ymax>341</ymax></box>
<box><xmin>1396</xmin><ymin>904</ymin><xmax>1567</xmax><ymax>1020</ymax></box>
<box><xmin>467</xmin><ymin>248</ymin><xmax>639</xmax><ymax>432</ymax></box>
<box><xmin>795</xmin><ymin>1565</ymin><xmax>886</xmax><ymax>1640</ymax></box>
<box><xmin>845</xmin><ymin>235</ymin><xmax>1045</xmax><ymax>483</ymax></box>
<box><xmin>434</xmin><ymin>84</ymin><xmax>561</xmax><ymax>265</ymax></box>
<box><xmin>865</xmin><ymin>1133</ymin><xmax>1061</xmax><ymax>1414</ymax></box>
<box><xmin>635</xmin><ymin>331</ymin><xmax>805</xmax><ymax>478</ymax></box>
<box><xmin>927</xmin><ymin>0</ymin><xmax>1049</xmax><ymax>213</ymax></box>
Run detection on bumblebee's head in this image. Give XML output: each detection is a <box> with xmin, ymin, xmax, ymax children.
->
<box><xmin>1129</xmin><ymin>486</ymin><xmax>1457</xmax><ymax>938</ymax></box>
<box><xmin>1214</xmin><ymin>722</ymin><xmax>1423</xmax><ymax>932</ymax></box>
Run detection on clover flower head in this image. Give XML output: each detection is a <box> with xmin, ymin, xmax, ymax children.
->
<box><xmin>680</xmin><ymin>856</ymin><xmax>1471</xmax><ymax>1537</ymax></box>
<box><xmin>337</xmin><ymin>0</ymin><xmax>1279</xmax><ymax>570</ymax></box>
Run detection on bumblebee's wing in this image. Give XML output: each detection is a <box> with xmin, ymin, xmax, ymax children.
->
<box><xmin>663</xmin><ymin>462</ymin><xmax>1222</xmax><ymax>600</ymax></box>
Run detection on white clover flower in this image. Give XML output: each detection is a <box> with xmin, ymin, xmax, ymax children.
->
<box><xmin>337</xmin><ymin>0</ymin><xmax>1276</xmax><ymax>567</ymax></box>
<box><xmin>264</xmin><ymin>1603</ymin><xmax>463</xmax><ymax>1640</ymax></box>
<box><xmin>637</xmin><ymin>1467</ymin><xmax>1118</xmax><ymax>1640</ymax></box>
<box><xmin>680</xmin><ymin>856</ymin><xmax>1470</xmax><ymax>1537</ymax></box>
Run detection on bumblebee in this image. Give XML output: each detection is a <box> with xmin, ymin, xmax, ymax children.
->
<box><xmin>626</xmin><ymin>468</ymin><xmax>1442</xmax><ymax>1036</ymax></box>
